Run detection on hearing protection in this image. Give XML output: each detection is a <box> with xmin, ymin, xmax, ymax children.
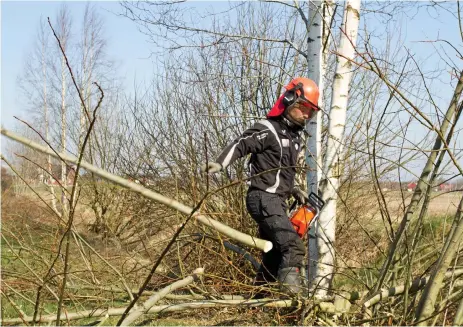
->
<box><xmin>282</xmin><ymin>82</ymin><xmax>304</xmax><ymax>108</ymax></box>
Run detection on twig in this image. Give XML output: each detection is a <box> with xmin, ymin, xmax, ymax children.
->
<box><xmin>55</xmin><ymin>81</ymin><xmax>104</xmax><ymax>326</ymax></box>
<box><xmin>363</xmin><ymin>268</ymin><xmax>463</xmax><ymax>308</ymax></box>
<box><xmin>0</xmin><ymin>128</ymin><xmax>272</xmax><ymax>253</ymax></box>
<box><xmin>3</xmin><ymin>299</ymin><xmax>300</xmax><ymax>324</ymax></box>
<box><xmin>1</xmin><ymin>290</ymin><xmax>30</xmax><ymax>326</ymax></box>
<box><xmin>73</xmin><ymin>231</ymin><xmax>132</xmax><ymax>297</ymax></box>
<box><xmin>120</xmin><ymin>268</ymin><xmax>204</xmax><ymax>326</ymax></box>
<box><xmin>116</xmin><ymin>193</ymin><xmax>209</xmax><ymax>325</ymax></box>
<box><xmin>1</xmin><ymin>235</ymin><xmax>59</xmax><ymax>301</ymax></box>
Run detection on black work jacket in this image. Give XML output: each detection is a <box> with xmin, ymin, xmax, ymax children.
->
<box><xmin>216</xmin><ymin>117</ymin><xmax>302</xmax><ymax>197</ymax></box>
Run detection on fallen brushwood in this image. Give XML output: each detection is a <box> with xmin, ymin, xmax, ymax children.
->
<box><xmin>1</xmin><ymin>128</ymin><xmax>272</xmax><ymax>253</ymax></box>
<box><xmin>2</xmin><ymin>299</ymin><xmax>302</xmax><ymax>324</ymax></box>
<box><xmin>120</xmin><ymin>268</ymin><xmax>204</xmax><ymax>326</ymax></box>
<box><xmin>363</xmin><ymin>268</ymin><xmax>463</xmax><ymax>308</ymax></box>
<box><xmin>65</xmin><ymin>284</ymin><xmax>246</xmax><ymax>301</ymax></box>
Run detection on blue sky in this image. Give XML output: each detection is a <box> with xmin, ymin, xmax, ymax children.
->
<box><xmin>2</xmin><ymin>1</ymin><xmax>460</xmax><ymax>128</ymax></box>
<box><xmin>1</xmin><ymin>1</ymin><xmax>155</xmax><ymax>129</ymax></box>
<box><xmin>1</xmin><ymin>1</ymin><xmax>462</xmax><ymax>179</ymax></box>
<box><xmin>2</xmin><ymin>1</ymin><xmax>231</xmax><ymax>129</ymax></box>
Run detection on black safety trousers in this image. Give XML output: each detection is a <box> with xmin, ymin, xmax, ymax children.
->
<box><xmin>246</xmin><ymin>187</ymin><xmax>305</xmax><ymax>282</ymax></box>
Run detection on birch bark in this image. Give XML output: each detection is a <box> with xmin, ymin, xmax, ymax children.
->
<box><xmin>315</xmin><ymin>0</ymin><xmax>361</xmax><ymax>298</ymax></box>
<box><xmin>306</xmin><ymin>0</ymin><xmax>335</xmax><ymax>288</ymax></box>
<box><xmin>40</xmin><ymin>21</ymin><xmax>59</xmax><ymax>213</ymax></box>
<box><xmin>57</xmin><ymin>7</ymin><xmax>71</xmax><ymax>215</ymax></box>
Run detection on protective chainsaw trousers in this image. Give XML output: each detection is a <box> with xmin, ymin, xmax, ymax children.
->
<box><xmin>246</xmin><ymin>188</ymin><xmax>305</xmax><ymax>283</ymax></box>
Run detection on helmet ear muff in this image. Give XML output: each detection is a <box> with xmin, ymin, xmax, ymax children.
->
<box><xmin>282</xmin><ymin>90</ymin><xmax>297</xmax><ymax>107</ymax></box>
<box><xmin>282</xmin><ymin>82</ymin><xmax>303</xmax><ymax>108</ymax></box>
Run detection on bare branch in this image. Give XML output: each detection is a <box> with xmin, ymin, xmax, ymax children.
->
<box><xmin>0</xmin><ymin>128</ymin><xmax>272</xmax><ymax>253</ymax></box>
<box><xmin>120</xmin><ymin>267</ymin><xmax>204</xmax><ymax>326</ymax></box>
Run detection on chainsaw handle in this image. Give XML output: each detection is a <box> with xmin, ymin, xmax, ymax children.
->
<box><xmin>305</xmin><ymin>195</ymin><xmax>324</xmax><ymax>234</ymax></box>
<box><xmin>308</xmin><ymin>192</ymin><xmax>325</xmax><ymax>211</ymax></box>
<box><xmin>288</xmin><ymin>192</ymin><xmax>324</xmax><ymax>214</ymax></box>
<box><xmin>289</xmin><ymin>200</ymin><xmax>298</xmax><ymax>212</ymax></box>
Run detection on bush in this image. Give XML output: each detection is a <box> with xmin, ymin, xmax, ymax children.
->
<box><xmin>1</xmin><ymin>166</ymin><xmax>13</xmax><ymax>192</ymax></box>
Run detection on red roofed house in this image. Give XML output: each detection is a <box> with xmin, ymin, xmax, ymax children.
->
<box><xmin>407</xmin><ymin>182</ymin><xmax>417</xmax><ymax>192</ymax></box>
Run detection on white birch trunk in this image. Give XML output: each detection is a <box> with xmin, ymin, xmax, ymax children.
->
<box><xmin>306</xmin><ymin>1</ymin><xmax>323</xmax><ymax>194</ymax></box>
<box><xmin>314</xmin><ymin>0</ymin><xmax>361</xmax><ymax>298</ymax></box>
<box><xmin>61</xmin><ymin>53</ymin><xmax>68</xmax><ymax>214</ymax></box>
<box><xmin>306</xmin><ymin>0</ymin><xmax>335</xmax><ymax>288</ymax></box>
<box><xmin>41</xmin><ymin>29</ymin><xmax>59</xmax><ymax>213</ymax></box>
<box><xmin>79</xmin><ymin>5</ymin><xmax>93</xmax><ymax>150</ymax></box>
<box><xmin>56</xmin><ymin>7</ymin><xmax>71</xmax><ymax>215</ymax></box>
<box><xmin>79</xmin><ymin>34</ymin><xmax>87</xmax><ymax>150</ymax></box>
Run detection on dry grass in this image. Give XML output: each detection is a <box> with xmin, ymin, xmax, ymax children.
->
<box><xmin>2</xmin><ymin>183</ymin><xmax>461</xmax><ymax>325</ymax></box>
<box><xmin>1</xmin><ymin>190</ymin><xmax>272</xmax><ymax>325</ymax></box>
<box><xmin>384</xmin><ymin>191</ymin><xmax>461</xmax><ymax>219</ymax></box>
<box><xmin>334</xmin><ymin>190</ymin><xmax>461</xmax><ymax>290</ymax></box>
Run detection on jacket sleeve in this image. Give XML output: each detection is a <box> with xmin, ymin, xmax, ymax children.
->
<box><xmin>216</xmin><ymin>120</ymin><xmax>273</xmax><ymax>169</ymax></box>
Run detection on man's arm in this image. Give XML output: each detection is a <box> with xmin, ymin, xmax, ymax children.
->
<box><xmin>216</xmin><ymin>121</ymin><xmax>271</xmax><ymax>169</ymax></box>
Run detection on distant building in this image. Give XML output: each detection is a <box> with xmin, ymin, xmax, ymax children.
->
<box><xmin>407</xmin><ymin>182</ymin><xmax>417</xmax><ymax>192</ymax></box>
<box><xmin>438</xmin><ymin>183</ymin><xmax>454</xmax><ymax>192</ymax></box>
<box><xmin>378</xmin><ymin>181</ymin><xmax>402</xmax><ymax>191</ymax></box>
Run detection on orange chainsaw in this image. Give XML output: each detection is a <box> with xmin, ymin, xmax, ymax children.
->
<box><xmin>289</xmin><ymin>192</ymin><xmax>325</xmax><ymax>238</ymax></box>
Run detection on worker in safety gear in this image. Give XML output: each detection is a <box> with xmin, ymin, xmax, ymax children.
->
<box><xmin>201</xmin><ymin>77</ymin><xmax>320</xmax><ymax>295</ymax></box>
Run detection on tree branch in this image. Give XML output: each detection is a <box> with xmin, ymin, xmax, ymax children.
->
<box><xmin>0</xmin><ymin>128</ymin><xmax>272</xmax><ymax>253</ymax></box>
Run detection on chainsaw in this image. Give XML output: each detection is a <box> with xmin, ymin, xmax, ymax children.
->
<box><xmin>289</xmin><ymin>192</ymin><xmax>325</xmax><ymax>238</ymax></box>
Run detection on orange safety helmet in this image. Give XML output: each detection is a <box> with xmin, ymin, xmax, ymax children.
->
<box><xmin>267</xmin><ymin>77</ymin><xmax>320</xmax><ymax>118</ymax></box>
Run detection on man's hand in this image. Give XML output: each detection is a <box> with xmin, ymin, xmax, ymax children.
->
<box><xmin>200</xmin><ymin>162</ymin><xmax>222</xmax><ymax>174</ymax></box>
<box><xmin>292</xmin><ymin>187</ymin><xmax>309</xmax><ymax>204</ymax></box>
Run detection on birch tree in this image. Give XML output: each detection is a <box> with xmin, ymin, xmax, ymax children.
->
<box><xmin>17</xmin><ymin>16</ymin><xmax>60</xmax><ymax>211</ymax></box>
<box><xmin>39</xmin><ymin>18</ymin><xmax>59</xmax><ymax>213</ymax></box>
<box><xmin>53</xmin><ymin>5</ymin><xmax>72</xmax><ymax>214</ymax></box>
<box><xmin>306</xmin><ymin>0</ymin><xmax>335</xmax><ymax>287</ymax></box>
<box><xmin>314</xmin><ymin>0</ymin><xmax>361</xmax><ymax>298</ymax></box>
<box><xmin>75</xmin><ymin>3</ymin><xmax>114</xmax><ymax>150</ymax></box>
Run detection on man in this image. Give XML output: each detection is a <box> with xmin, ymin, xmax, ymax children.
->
<box><xmin>201</xmin><ymin>77</ymin><xmax>320</xmax><ymax>294</ymax></box>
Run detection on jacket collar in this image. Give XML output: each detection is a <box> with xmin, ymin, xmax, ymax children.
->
<box><xmin>280</xmin><ymin>116</ymin><xmax>304</xmax><ymax>134</ymax></box>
